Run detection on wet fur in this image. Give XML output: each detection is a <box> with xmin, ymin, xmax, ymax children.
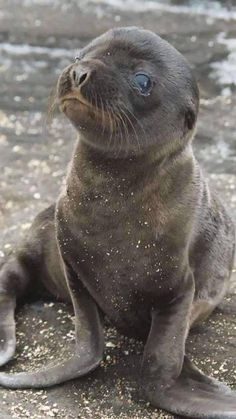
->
<box><xmin>0</xmin><ymin>27</ymin><xmax>235</xmax><ymax>418</ymax></box>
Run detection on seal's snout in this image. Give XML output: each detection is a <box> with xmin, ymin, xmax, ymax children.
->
<box><xmin>70</xmin><ymin>66</ymin><xmax>91</xmax><ymax>90</ymax></box>
<box><xmin>57</xmin><ymin>63</ymin><xmax>93</xmax><ymax>100</ymax></box>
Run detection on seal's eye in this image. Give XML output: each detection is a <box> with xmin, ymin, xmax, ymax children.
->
<box><xmin>134</xmin><ymin>73</ymin><xmax>152</xmax><ymax>95</ymax></box>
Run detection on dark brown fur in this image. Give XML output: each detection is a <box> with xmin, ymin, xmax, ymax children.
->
<box><xmin>0</xmin><ymin>27</ymin><xmax>235</xmax><ymax>418</ymax></box>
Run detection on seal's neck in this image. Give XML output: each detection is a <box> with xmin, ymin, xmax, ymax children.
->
<box><xmin>66</xmin><ymin>138</ymin><xmax>194</xmax><ymax>198</ymax></box>
<box><xmin>72</xmin><ymin>136</ymin><xmax>190</xmax><ymax>174</ymax></box>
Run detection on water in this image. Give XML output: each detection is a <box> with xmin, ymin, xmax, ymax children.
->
<box><xmin>90</xmin><ymin>0</ymin><xmax>236</xmax><ymax>19</ymax></box>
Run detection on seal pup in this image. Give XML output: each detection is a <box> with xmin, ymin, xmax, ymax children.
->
<box><xmin>0</xmin><ymin>27</ymin><xmax>235</xmax><ymax>418</ymax></box>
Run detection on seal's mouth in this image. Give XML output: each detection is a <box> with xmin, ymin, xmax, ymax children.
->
<box><xmin>59</xmin><ymin>92</ymin><xmax>118</xmax><ymax>131</ymax></box>
<box><xmin>59</xmin><ymin>93</ymin><xmax>92</xmax><ymax>110</ymax></box>
<box><xmin>60</xmin><ymin>92</ymin><xmax>98</xmax><ymax>119</ymax></box>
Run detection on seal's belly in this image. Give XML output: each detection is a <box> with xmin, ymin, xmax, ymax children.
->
<box><xmin>74</xmin><ymin>241</ymin><xmax>160</xmax><ymax>337</ymax></box>
<box><xmin>58</xmin><ymin>209</ymin><xmax>180</xmax><ymax>338</ymax></box>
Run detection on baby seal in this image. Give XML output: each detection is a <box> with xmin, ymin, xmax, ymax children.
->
<box><xmin>0</xmin><ymin>27</ymin><xmax>235</xmax><ymax>418</ymax></box>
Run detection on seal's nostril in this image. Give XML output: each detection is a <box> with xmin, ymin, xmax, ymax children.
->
<box><xmin>78</xmin><ymin>72</ymin><xmax>88</xmax><ymax>86</ymax></box>
<box><xmin>71</xmin><ymin>69</ymin><xmax>89</xmax><ymax>87</ymax></box>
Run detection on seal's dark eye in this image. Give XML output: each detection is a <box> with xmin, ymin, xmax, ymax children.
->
<box><xmin>134</xmin><ymin>73</ymin><xmax>152</xmax><ymax>95</ymax></box>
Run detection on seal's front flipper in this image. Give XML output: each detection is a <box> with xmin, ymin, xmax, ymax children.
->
<box><xmin>141</xmin><ymin>275</ymin><xmax>236</xmax><ymax>417</ymax></box>
<box><xmin>0</xmin><ymin>294</ymin><xmax>16</xmax><ymax>367</ymax></box>
<box><xmin>181</xmin><ymin>356</ymin><xmax>231</xmax><ymax>393</ymax></box>
<box><xmin>146</xmin><ymin>356</ymin><xmax>236</xmax><ymax>418</ymax></box>
<box><xmin>0</xmin><ymin>267</ymin><xmax>104</xmax><ymax>389</ymax></box>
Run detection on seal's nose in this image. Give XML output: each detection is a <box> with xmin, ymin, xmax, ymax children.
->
<box><xmin>71</xmin><ymin>67</ymin><xmax>91</xmax><ymax>88</ymax></box>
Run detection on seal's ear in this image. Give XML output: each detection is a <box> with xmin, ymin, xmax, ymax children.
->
<box><xmin>184</xmin><ymin>77</ymin><xmax>199</xmax><ymax>133</ymax></box>
<box><xmin>184</xmin><ymin>107</ymin><xmax>196</xmax><ymax>131</ymax></box>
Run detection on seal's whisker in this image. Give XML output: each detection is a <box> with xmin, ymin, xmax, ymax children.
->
<box><xmin>45</xmin><ymin>86</ymin><xmax>58</xmax><ymax>126</ymax></box>
<box><xmin>85</xmin><ymin>89</ymin><xmax>104</xmax><ymax>135</ymax></box>
<box><xmin>119</xmin><ymin>106</ymin><xmax>141</xmax><ymax>153</ymax></box>
<box><xmin>112</xmin><ymin>106</ymin><xmax>122</xmax><ymax>154</ymax></box>
<box><xmin>124</xmin><ymin>106</ymin><xmax>145</xmax><ymax>146</ymax></box>
<box><xmin>115</xmin><ymin>105</ymin><xmax>130</xmax><ymax>157</ymax></box>
<box><xmin>112</xmin><ymin>106</ymin><xmax>126</xmax><ymax>157</ymax></box>
<box><xmin>118</xmin><ymin>106</ymin><xmax>140</xmax><ymax>152</ymax></box>
<box><xmin>111</xmin><ymin>106</ymin><xmax>121</xmax><ymax>155</ymax></box>
<box><xmin>40</xmin><ymin>86</ymin><xmax>59</xmax><ymax>139</ymax></box>
<box><xmin>100</xmin><ymin>95</ymin><xmax>106</xmax><ymax>138</ymax></box>
<box><xmin>107</xmin><ymin>106</ymin><xmax>114</xmax><ymax>151</ymax></box>
<box><xmin>86</xmin><ymin>90</ymin><xmax>95</xmax><ymax>110</ymax></box>
<box><xmin>92</xmin><ymin>89</ymin><xmax>100</xmax><ymax>133</ymax></box>
<box><xmin>122</xmin><ymin>104</ymin><xmax>148</xmax><ymax>149</ymax></box>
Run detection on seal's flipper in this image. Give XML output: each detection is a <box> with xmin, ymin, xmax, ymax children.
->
<box><xmin>0</xmin><ymin>268</ymin><xmax>104</xmax><ymax>389</ymax></box>
<box><xmin>141</xmin><ymin>277</ymin><xmax>236</xmax><ymax>417</ymax></box>
<box><xmin>146</xmin><ymin>356</ymin><xmax>236</xmax><ymax>418</ymax></box>
<box><xmin>181</xmin><ymin>356</ymin><xmax>231</xmax><ymax>393</ymax></box>
<box><xmin>0</xmin><ymin>294</ymin><xmax>16</xmax><ymax>367</ymax></box>
<box><xmin>0</xmin><ymin>255</ymin><xmax>31</xmax><ymax>367</ymax></box>
<box><xmin>0</xmin><ymin>353</ymin><xmax>101</xmax><ymax>389</ymax></box>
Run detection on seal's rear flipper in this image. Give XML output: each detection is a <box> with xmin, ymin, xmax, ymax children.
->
<box><xmin>0</xmin><ymin>353</ymin><xmax>102</xmax><ymax>388</ymax></box>
<box><xmin>0</xmin><ymin>256</ymin><xmax>30</xmax><ymax>367</ymax></box>
<box><xmin>0</xmin><ymin>272</ymin><xmax>104</xmax><ymax>389</ymax></box>
<box><xmin>0</xmin><ymin>294</ymin><xmax>16</xmax><ymax>367</ymax></box>
<box><xmin>146</xmin><ymin>356</ymin><xmax>236</xmax><ymax>418</ymax></box>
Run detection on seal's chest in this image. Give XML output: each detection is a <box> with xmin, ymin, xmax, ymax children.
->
<box><xmin>74</xmin><ymin>198</ymin><xmax>175</xmax><ymax>295</ymax></box>
<box><xmin>78</xmin><ymin>215</ymin><xmax>180</xmax><ymax>336</ymax></box>
<box><xmin>58</xmin><ymin>190</ymin><xmax>179</xmax><ymax>332</ymax></box>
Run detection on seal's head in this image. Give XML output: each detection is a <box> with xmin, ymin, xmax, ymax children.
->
<box><xmin>57</xmin><ymin>27</ymin><xmax>199</xmax><ymax>157</ymax></box>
